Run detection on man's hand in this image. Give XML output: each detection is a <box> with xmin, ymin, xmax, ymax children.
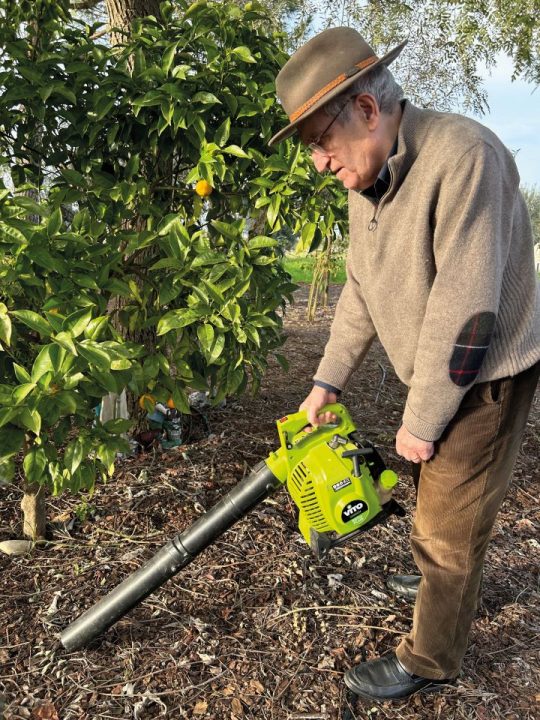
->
<box><xmin>299</xmin><ymin>385</ymin><xmax>339</xmax><ymax>427</ymax></box>
<box><xmin>396</xmin><ymin>424</ymin><xmax>434</xmax><ymax>463</ymax></box>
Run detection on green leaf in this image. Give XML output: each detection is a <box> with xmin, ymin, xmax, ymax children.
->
<box><xmin>201</xmin><ymin>327</ymin><xmax>225</xmax><ymax>364</ymax></box>
<box><xmin>89</xmin><ymin>368</ymin><xmax>119</xmax><ymax>394</ymax></box>
<box><xmin>64</xmin><ymin>437</ymin><xmax>84</xmax><ymax>475</ymax></box>
<box><xmin>97</xmin><ymin>442</ymin><xmax>116</xmax><ymax>475</ymax></box>
<box><xmin>191</xmin><ymin>250</ymin><xmax>227</xmax><ymax>267</ymax></box>
<box><xmin>197</xmin><ymin>323</ymin><xmax>215</xmax><ymax>353</ymax></box>
<box><xmin>210</xmin><ymin>220</ymin><xmax>240</xmax><ymax>241</ymax></box>
<box><xmin>63</xmin><ymin>308</ymin><xmax>93</xmax><ymax>338</ymax></box>
<box><xmin>226</xmin><ymin>366</ymin><xmax>245</xmax><ymax>395</ymax></box>
<box><xmin>95</xmin><ymin>95</ymin><xmax>115</xmax><ymax>121</ymax></box>
<box><xmin>267</xmin><ymin>195</ymin><xmax>282</xmax><ymax>228</ymax></box>
<box><xmin>53</xmin><ymin>331</ymin><xmax>78</xmax><ymax>355</ymax></box>
<box><xmin>73</xmin><ymin>274</ymin><xmax>100</xmax><ymax>290</ymax></box>
<box><xmin>275</xmin><ymin>353</ymin><xmax>289</xmax><ymax>372</ymax></box>
<box><xmin>0</xmin><ymin>458</ymin><xmax>15</xmax><ymax>485</ymax></box>
<box><xmin>0</xmin><ymin>407</ymin><xmax>18</xmax><ymax>429</ymax></box>
<box><xmin>12</xmin><ymin>383</ymin><xmax>35</xmax><ymax>404</ymax></box>
<box><xmin>77</xmin><ymin>341</ymin><xmax>111</xmax><ymax>370</ymax></box>
<box><xmin>192</xmin><ymin>91</ymin><xmax>221</xmax><ymax>105</ymax></box>
<box><xmin>0</xmin><ymin>427</ymin><xmax>24</xmax><ymax>460</ymax></box>
<box><xmin>133</xmin><ymin>48</ymin><xmax>146</xmax><ymax>76</ymax></box>
<box><xmin>202</xmin><ymin>280</ymin><xmax>224</xmax><ymax>305</ymax></box>
<box><xmin>248</xmin><ymin>236</ymin><xmax>278</xmax><ymax>250</ymax></box>
<box><xmin>23</xmin><ymin>446</ymin><xmax>48</xmax><ymax>484</ymax></box>
<box><xmin>223</xmin><ymin>145</ymin><xmax>250</xmax><ymax>159</ymax></box>
<box><xmin>11</xmin><ymin>196</ymin><xmax>44</xmax><ymax>216</ymax></box>
<box><xmin>125</xmin><ymin>154</ymin><xmax>140</xmax><ymax>179</ymax></box>
<box><xmin>47</xmin><ymin>208</ymin><xmax>63</xmax><ymax>236</ymax></box>
<box><xmin>162</xmin><ymin>43</ymin><xmax>178</xmax><ymax>74</ymax></box>
<box><xmin>103</xmin><ymin>418</ymin><xmax>132</xmax><ymax>434</ymax></box>
<box><xmin>84</xmin><ymin>316</ymin><xmax>109</xmax><ymax>341</ymax></box>
<box><xmin>157</xmin><ymin>308</ymin><xmax>203</xmax><ymax>335</ymax></box>
<box><xmin>0</xmin><ymin>223</ymin><xmax>27</xmax><ymax>245</ymax></box>
<box><xmin>297</xmin><ymin>221</ymin><xmax>317</xmax><ymax>253</ymax></box>
<box><xmin>13</xmin><ymin>363</ymin><xmax>31</xmax><ymax>383</ymax></box>
<box><xmin>31</xmin><ymin>345</ymin><xmax>54</xmax><ymax>382</ymax></box>
<box><xmin>110</xmin><ymin>357</ymin><xmax>131</xmax><ymax>371</ymax></box>
<box><xmin>143</xmin><ymin>354</ymin><xmax>160</xmax><ymax>380</ymax></box>
<box><xmin>60</xmin><ymin>168</ymin><xmax>85</xmax><ymax>186</ymax></box>
<box><xmin>214</xmin><ymin>117</ymin><xmax>231</xmax><ymax>147</ymax></box>
<box><xmin>234</xmin><ymin>326</ymin><xmax>247</xmax><ymax>343</ymax></box>
<box><xmin>11</xmin><ymin>310</ymin><xmax>52</xmax><ymax>337</ymax></box>
<box><xmin>54</xmin><ymin>390</ymin><xmax>79</xmax><ymax>415</ymax></box>
<box><xmin>231</xmin><ymin>46</ymin><xmax>257</xmax><ymax>63</ymax></box>
<box><xmin>171</xmin><ymin>385</ymin><xmax>190</xmax><ymax>414</ymax></box>
<box><xmin>0</xmin><ymin>306</ymin><xmax>11</xmax><ymax>346</ymax></box>
<box><xmin>19</xmin><ymin>408</ymin><xmax>41</xmax><ymax>435</ymax></box>
<box><xmin>27</xmin><ymin>246</ymin><xmax>65</xmax><ymax>273</ymax></box>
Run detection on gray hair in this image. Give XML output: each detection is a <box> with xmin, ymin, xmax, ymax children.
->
<box><xmin>324</xmin><ymin>65</ymin><xmax>404</xmax><ymax>119</ymax></box>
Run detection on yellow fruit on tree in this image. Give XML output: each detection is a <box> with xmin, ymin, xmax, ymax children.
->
<box><xmin>195</xmin><ymin>179</ymin><xmax>213</xmax><ymax>197</ymax></box>
<box><xmin>138</xmin><ymin>393</ymin><xmax>156</xmax><ymax>410</ymax></box>
<box><xmin>167</xmin><ymin>397</ymin><xmax>175</xmax><ymax>409</ymax></box>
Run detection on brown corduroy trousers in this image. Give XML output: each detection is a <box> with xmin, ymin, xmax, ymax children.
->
<box><xmin>395</xmin><ymin>362</ymin><xmax>540</xmax><ymax>680</ymax></box>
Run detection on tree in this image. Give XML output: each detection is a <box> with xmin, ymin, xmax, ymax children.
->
<box><xmin>311</xmin><ymin>0</ymin><xmax>540</xmax><ymax>114</ymax></box>
<box><xmin>0</xmin><ymin>0</ymin><xmax>346</xmax><ymax>538</ymax></box>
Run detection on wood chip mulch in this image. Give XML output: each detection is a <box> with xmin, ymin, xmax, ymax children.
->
<box><xmin>1</xmin><ymin>285</ymin><xmax>538</xmax><ymax>720</ymax></box>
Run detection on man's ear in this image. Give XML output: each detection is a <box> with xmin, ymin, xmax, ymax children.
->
<box><xmin>354</xmin><ymin>93</ymin><xmax>380</xmax><ymax>128</ymax></box>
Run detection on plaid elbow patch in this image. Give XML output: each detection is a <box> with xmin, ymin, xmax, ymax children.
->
<box><xmin>449</xmin><ymin>312</ymin><xmax>496</xmax><ymax>387</ymax></box>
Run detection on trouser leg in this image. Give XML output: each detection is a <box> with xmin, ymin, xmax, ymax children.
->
<box><xmin>396</xmin><ymin>362</ymin><xmax>539</xmax><ymax>679</ymax></box>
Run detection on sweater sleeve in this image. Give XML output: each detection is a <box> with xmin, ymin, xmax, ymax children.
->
<box><xmin>314</xmin><ymin>251</ymin><xmax>377</xmax><ymax>390</ymax></box>
<box><xmin>402</xmin><ymin>141</ymin><xmax>519</xmax><ymax>441</ymax></box>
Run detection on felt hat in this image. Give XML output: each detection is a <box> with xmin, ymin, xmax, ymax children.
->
<box><xmin>269</xmin><ymin>27</ymin><xmax>407</xmax><ymax>146</ymax></box>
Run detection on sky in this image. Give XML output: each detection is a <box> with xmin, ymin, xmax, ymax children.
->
<box><xmin>469</xmin><ymin>54</ymin><xmax>539</xmax><ymax>189</ymax></box>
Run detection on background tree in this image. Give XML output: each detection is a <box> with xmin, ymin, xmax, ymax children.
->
<box><xmin>308</xmin><ymin>0</ymin><xmax>540</xmax><ymax>114</ymax></box>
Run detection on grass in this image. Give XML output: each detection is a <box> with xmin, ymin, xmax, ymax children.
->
<box><xmin>282</xmin><ymin>253</ymin><xmax>346</xmax><ymax>284</ymax></box>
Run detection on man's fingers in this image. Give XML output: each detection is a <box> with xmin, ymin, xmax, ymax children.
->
<box><xmin>313</xmin><ymin>411</ymin><xmax>337</xmax><ymax>426</ymax></box>
<box><xmin>419</xmin><ymin>446</ymin><xmax>434</xmax><ymax>461</ymax></box>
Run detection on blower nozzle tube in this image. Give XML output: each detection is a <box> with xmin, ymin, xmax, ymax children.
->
<box><xmin>60</xmin><ymin>461</ymin><xmax>281</xmax><ymax>651</ymax></box>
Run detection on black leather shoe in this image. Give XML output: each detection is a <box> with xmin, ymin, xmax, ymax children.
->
<box><xmin>386</xmin><ymin>574</ymin><xmax>421</xmax><ymax>600</ymax></box>
<box><xmin>344</xmin><ymin>653</ymin><xmax>452</xmax><ymax>700</ymax></box>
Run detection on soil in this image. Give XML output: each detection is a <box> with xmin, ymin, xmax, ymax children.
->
<box><xmin>1</xmin><ymin>285</ymin><xmax>539</xmax><ymax>720</ymax></box>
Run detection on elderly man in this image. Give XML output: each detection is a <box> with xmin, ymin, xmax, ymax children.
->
<box><xmin>270</xmin><ymin>27</ymin><xmax>540</xmax><ymax>701</ymax></box>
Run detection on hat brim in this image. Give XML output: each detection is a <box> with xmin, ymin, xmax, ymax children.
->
<box><xmin>268</xmin><ymin>39</ymin><xmax>407</xmax><ymax>147</ymax></box>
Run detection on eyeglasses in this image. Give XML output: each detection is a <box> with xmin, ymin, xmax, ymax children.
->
<box><xmin>307</xmin><ymin>97</ymin><xmax>353</xmax><ymax>155</ymax></box>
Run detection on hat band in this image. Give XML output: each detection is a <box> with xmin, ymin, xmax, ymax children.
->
<box><xmin>288</xmin><ymin>55</ymin><xmax>378</xmax><ymax>123</ymax></box>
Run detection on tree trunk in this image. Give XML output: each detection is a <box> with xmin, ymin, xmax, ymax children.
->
<box><xmin>17</xmin><ymin>17</ymin><xmax>47</xmax><ymax>542</ymax></box>
<box><xmin>21</xmin><ymin>483</ymin><xmax>47</xmax><ymax>540</ymax></box>
<box><xmin>104</xmin><ymin>0</ymin><xmax>167</xmax><ymax>434</ymax></box>
<box><xmin>105</xmin><ymin>0</ymin><xmax>161</xmax><ymax>46</ymax></box>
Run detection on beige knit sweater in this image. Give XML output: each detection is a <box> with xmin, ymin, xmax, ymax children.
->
<box><xmin>315</xmin><ymin>101</ymin><xmax>540</xmax><ymax>441</ymax></box>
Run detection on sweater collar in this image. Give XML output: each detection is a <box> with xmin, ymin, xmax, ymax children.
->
<box><xmin>388</xmin><ymin>100</ymin><xmax>433</xmax><ymax>186</ymax></box>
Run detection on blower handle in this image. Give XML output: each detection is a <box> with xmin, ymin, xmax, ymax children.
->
<box><xmin>276</xmin><ymin>403</ymin><xmax>356</xmax><ymax>459</ymax></box>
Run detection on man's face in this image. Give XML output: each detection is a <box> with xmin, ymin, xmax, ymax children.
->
<box><xmin>298</xmin><ymin>94</ymin><xmax>386</xmax><ymax>191</ymax></box>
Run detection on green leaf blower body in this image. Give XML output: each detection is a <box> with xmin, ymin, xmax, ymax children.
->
<box><xmin>60</xmin><ymin>404</ymin><xmax>399</xmax><ymax>651</ymax></box>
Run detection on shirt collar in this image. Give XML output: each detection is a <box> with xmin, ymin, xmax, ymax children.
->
<box><xmin>359</xmin><ymin>138</ymin><xmax>398</xmax><ymax>201</ymax></box>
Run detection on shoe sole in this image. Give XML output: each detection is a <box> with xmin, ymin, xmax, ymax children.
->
<box><xmin>386</xmin><ymin>581</ymin><xmax>420</xmax><ymax>601</ymax></box>
<box><xmin>344</xmin><ymin>677</ymin><xmax>451</xmax><ymax>701</ymax></box>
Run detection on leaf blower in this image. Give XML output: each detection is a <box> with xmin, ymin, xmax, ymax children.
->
<box><xmin>60</xmin><ymin>403</ymin><xmax>404</xmax><ymax>651</ymax></box>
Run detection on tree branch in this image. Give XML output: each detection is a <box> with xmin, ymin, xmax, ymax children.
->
<box><xmin>70</xmin><ymin>0</ymin><xmax>102</xmax><ymax>9</ymax></box>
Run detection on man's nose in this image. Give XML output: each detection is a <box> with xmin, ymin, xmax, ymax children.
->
<box><xmin>312</xmin><ymin>151</ymin><xmax>330</xmax><ymax>173</ymax></box>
